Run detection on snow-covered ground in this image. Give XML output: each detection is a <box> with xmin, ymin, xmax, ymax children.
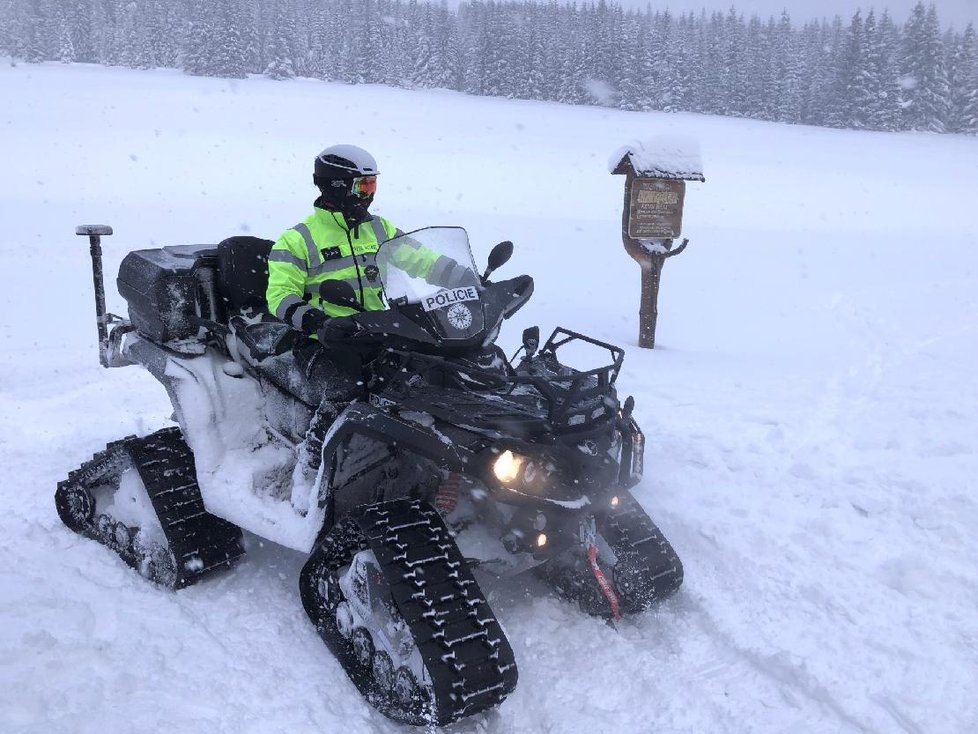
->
<box><xmin>1</xmin><ymin>62</ymin><xmax>977</xmax><ymax>733</ymax></box>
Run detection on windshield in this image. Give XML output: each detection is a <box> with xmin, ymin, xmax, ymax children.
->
<box><xmin>376</xmin><ymin>226</ymin><xmax>481</xmax><ymax>306</ymax></box>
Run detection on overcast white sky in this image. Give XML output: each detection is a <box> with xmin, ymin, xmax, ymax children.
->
<box><xmin>449</xmin><ymin>2</ymin><xmax>978</xmax><ymax>28</ymax></box>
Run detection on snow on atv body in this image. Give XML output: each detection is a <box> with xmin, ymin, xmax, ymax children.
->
<box><xmin>56</xmin><ymin>225</ymin><xmax>683</xmax><ymax>726</ymax></box>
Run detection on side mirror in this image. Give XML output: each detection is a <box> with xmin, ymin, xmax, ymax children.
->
<box><xmin>522</xmin><ymin>326</ymin><xmax>540</xmax><ymax>358</ymax></box>
<box><xmin>319</xmin><ymin>280</ymin><xmax>365</xmax><ymax>312</ymax></box>
<box><xmin>482</xmin><ymin>240</ymin><xmax>514</xmax><ymax>282</ymax></box>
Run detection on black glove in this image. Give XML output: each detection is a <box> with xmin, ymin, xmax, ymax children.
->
<box><xmin>442</xmin><ymin>261</ymin><xmax>479</xmax><ymax>289</ymax></box>
<box><xmin>317</xmin><ymin>315</ymin><xmax>359</xmax><ymax>343</ymax></box>
<box><xmin>300</xmin><ymin>307</ymin><xmax>328</xmax><ymax>336</ymax></box>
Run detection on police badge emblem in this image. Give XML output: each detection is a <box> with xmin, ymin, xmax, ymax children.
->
<box><xmin>447</xmin><ymin>303</ymin><xmax>473</xmax><ymax>330</ymax></box>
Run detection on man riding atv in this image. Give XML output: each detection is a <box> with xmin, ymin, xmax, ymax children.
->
<box><xmin>268</xmin><ymin>145</ymin><xmax>476</xmax><ymax>388</ymax></box>
<box><xmin>268</xmin><ymin>144</ymin><xmax>477</xmax><ymax>487</ymax></box>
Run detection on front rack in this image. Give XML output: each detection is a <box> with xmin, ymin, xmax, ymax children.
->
<box><xmin>519</xmin><ymin>327</ymin><xmax>624</xmax><ymax>428</ymax></box>
<box><xmin>393</xmin><ymin>328</ymin><xmax>625</xmax><ymax>432</ymax></box>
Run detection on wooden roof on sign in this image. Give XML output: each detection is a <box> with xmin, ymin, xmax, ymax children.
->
<box><xmin>609</xmin><ymin>137</ymin><xmax>706</xmax><ymax>182</ymax></box>
<box><xmin>612</xmin><ymin>153</ymin><xmax>705</xmax><ymax>181</ymax></box>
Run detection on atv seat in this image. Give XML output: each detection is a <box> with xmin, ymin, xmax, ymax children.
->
<box><xmin>217</xmin><ymin>236</ymin><xmax>295</xmax><ymax>360</ymax></box>
<box><xmin>217</xmin><ymin>236</ymin><xmax>275</xmax><ymax>315</ymax></box>
<box><xmin>217</xmin><ymin>236</ymin><xmax>326</xmax><ymax>404</ymax></box>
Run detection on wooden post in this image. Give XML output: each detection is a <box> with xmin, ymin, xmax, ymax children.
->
<box><xmin>639</xmin><ymin>259</ymin><xmax>661</xmax><ymax>348</ymax></box>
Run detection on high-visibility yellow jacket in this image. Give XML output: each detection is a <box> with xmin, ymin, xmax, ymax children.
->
<box><xmin>266</xmin><ymin>208</ymin><xmax>430</xmax><ymax>329</ymax></box>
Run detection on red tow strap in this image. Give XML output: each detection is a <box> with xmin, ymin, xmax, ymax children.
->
<box><xmin>435</xmin><ymin>473</ymin><xmax>461</xmax><ymax>514</ymax></box>
<box><xmin>587</xmin><ymin>543</ymin><xmax>621</xmax><ymax>621</ymax></box>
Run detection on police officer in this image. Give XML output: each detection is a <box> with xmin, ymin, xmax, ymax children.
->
<box><xmin>267</xmin><ymin>145</ymin><xmax>472</xmax><ymax>489</ymax></box>
<box><xmin>267</xmin><ymin>144</ymin><xmax>398</xmax><ymax>338</ymax></box>
<box><xmin>266</xmin><ymin>144</ymin><xmax>401</xmax><ymax>491</ymax></box>
<box><xmin>267</xmin><ymin>144</ymin><xmax>473</xmax><ymax>370</ymax></box>
<box><xmin>264</xmin><ymin>144</ymin><xmax>402</xmax><ymax>405</ymax></box>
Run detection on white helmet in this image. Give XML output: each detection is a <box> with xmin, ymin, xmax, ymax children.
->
<box><xmin>314</xmin><ymin>144</ymin><xmax>379</xmax><ymax>184</ymax></box>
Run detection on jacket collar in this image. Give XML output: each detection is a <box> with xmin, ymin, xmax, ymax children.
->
<box><xmin>313</xmin><ymin>202</ymin><xmax>375</xmax><ymax>233</ymax></box>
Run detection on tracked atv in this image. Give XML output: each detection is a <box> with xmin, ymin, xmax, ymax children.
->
<box><xmin>58</xmin><ymin>224</ymin><xmax>683</xmax><ymax>726</ymax></box>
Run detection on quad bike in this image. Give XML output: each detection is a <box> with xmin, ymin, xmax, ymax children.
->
<box><xmin>57</xmin><ymin>223</ymin><xmax>683</xmax><ymax>726</ymax></box>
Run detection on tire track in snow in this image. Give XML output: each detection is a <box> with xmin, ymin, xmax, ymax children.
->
<box><xmin>872</xmin><ymin>695</ymin><xmax>925</xmax><ymax>734</ymax></box>
<box><xmin>683</xmin><ymin>595</ymin><xmax>876</xmax><ymax>734</ymax></box>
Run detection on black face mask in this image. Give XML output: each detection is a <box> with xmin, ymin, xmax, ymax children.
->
<box><xmin>344</xmin><ymin>194</ymin><xmax>373</xmax><ymax>225</ymax></box>
<box><xmin>318</xmin><ymin>180</ymin><xmax>373</xmax><ymax>225</ymax></box>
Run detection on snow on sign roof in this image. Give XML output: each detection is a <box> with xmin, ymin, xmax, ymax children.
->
<box><xmin>609</xmin><ymin>136</ymin><xmax>705</xmax><ymax>181</ymax></box>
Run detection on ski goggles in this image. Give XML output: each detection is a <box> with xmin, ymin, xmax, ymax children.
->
<box><xmin>351</xmin><ymin>175</ymin><xmax>377</xmax><ymax>198</ymax></box>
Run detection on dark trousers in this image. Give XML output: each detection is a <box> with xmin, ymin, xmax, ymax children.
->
<box><xmin>292</xmin><ymin>336</ymin><xmax>363</xmax><ymax>404</ymax></box>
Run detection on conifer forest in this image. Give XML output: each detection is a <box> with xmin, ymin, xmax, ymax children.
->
<box><xmin>2</xmin><ymin>0</ymin><xmax>976</xmax><ymax>135</ymax></box>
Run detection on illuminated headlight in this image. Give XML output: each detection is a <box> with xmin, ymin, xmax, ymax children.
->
<box><xmin>492</xmin><ymin>450</ymin><xmax>557</xmax><ymax>492</ymax></box>
<box><xmin>493</xmin><ymin>450</ymin><xmax>524</xmax><ymax>483</ymax></box>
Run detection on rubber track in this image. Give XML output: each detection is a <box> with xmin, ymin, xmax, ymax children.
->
<box><xmin>535</xmin><ymin>490</ymin><xmax>683</xmax><ymax>618</ymax></box>
<box><xmin>600</xmin><ymin>490</ymin><xmax>684</xmax><ymax>614</ymax></box>
<box><xmin>55</xmin><ymin>427</ymin><xmax>244</xmax><ymax>589</ymax></box>
<box><xmin>300</xmin><ymin>499</ymin><xmax>518</xmax><ymax>727</ymax></box>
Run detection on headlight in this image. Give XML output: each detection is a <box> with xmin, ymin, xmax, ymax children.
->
<box><xmin>491</xmin><ymin>449</ymin><xmax>556</xmax><ymax>493</ymax></box>
<box><xmin>493</xmin><ymin>450</ymin><xmax>524</xmax><ymax>483</ymax></box>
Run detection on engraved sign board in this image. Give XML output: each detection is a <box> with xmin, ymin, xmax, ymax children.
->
<box><xmin>627</xmin><ymin>178</ymin><xmax>686</xmax><ymax>239</ymax></box>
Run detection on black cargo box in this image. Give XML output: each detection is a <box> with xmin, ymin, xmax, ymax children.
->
<box><xmin>117</xmin><ymin>245</ymin><xmax>221</xmax><ymax>342</ymax></box>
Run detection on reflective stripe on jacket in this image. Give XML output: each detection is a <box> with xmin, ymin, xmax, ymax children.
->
<box><xmin>266</xmin><ymin>208</ymin><xmax>416</xmax><ymax>328</ymax></box>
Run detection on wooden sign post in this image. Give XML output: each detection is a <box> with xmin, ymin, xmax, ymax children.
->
<box><xmin>610</xmin><ymin>139</ymin><xmax>704</xmax><ymax>348</ymax></box>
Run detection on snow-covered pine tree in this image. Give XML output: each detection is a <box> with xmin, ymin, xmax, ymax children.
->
<box><xmin>744</xmin><ymin>14</ymin><xmax>775</xmax><ymax>121</ymax></box>
<box><xmin>457</xmin><ymin>1</ymin><xmax>482</xmax><ymax>96</ymax></box>
<box><xmin>515</xmin><ymin>4</ymin><xmax>548</xmax><ymax>101</ymax></box>
<box><xmin>481</xmin><ymin>2</ymin><xmax>517</xmax><ymax>98</ymax></box>
<box><xmin>957</xmin><ymin>25</ymin><xmax>978</xmax><ymax>134</ymax></box>
<box><xmin>239</xmin><ymin>0</ymin><xmax>261</xmax><ymax>75</ymax></box>
<box><xmin>58</xmin><ymin>7</ymin><xmax>75</xmax><ymax>63</ymax></box>
<box><xmin>555</xmin><ymin>7</ymin><xmax>589</xmax><ymax>105</ymax></box>
<box><xmin>10</xmin><ymin>0</ymin><xmax>45</xmax><ymax>63</ymax></box>
<box><xmin>807</xmin><ymin>17</ymin><xmax>845</xmax><ymax>127</ymax></box>
<box><xmin>409</xmin><ymin>0</ymin><xmax>435</xmax><ymax>88</ymax></box>
<box><xmin>261</xmin><ymin>0</ymin><xmax>294</xmax><ymax>80</ymax></box>
<box><xmin>664</xmin><ymin>13</ymin><xmax>699</xmax><ymax>114</ymax></box>
<box><xmin>719</xmin><ymin>8</ymin><xmax>749</xmax><ymax>116</ymax></box>
<box><xmin>828</xmin><ymin>10</ymin><xmax>867</xmax><ymax>129</ymax></box>
<box><xmin>948</xmin><ymin>24</ymin><xmax>978</xmax><ymax>133</ymax></box>
<box><xmin>210</xmin><ymin>0</ymin><xmax>247</xmax><ymax>78</ymax></box>
<box><xmin>264</xmin><ymin>25</ymin><xmax>295</xmax><ymax>79</ymax></box>
<box><xmin>183</xmin><ymin>0</ymin><xmax>212</xmax><ymax>76</ymax></box>
<box><xmin>692</xmin><ymin>11</ymin><xmax>723</xmax><ymax>116</ymax></box>
<box><xmin>771</xmin><ymin>11</ymin><xmax>803</xmax><ymax>123</ymax></box>
<box><xmin>867</xmin><ymin>10</ymin><xmax>905</xmax><ymax>131</ymax></box>
<box><xmin>115</xmin><ymin>0</ymin><xmax>152</xmax><ymax>70</ymax></box>
<box><xmin>901</xmin><ymin>2</ymin><xmax>951</xmax><ymax>132</ymax></box>
<box><xmin>576</xmin><ymin>0</ymin><xmax>619</xmax><ymax>106</ymax></box>
<box><xmin>614</xmin><ymin>10</ymin><xmax>646</xmax><ymax>110</ymax></box>
<box><xmin>432</xmin><ymin>1</ymin><xmax>462</xmax><ymax>92</ymax></box>
<box><xmin>856</xmin><ymin>10</ymin><xmax>883</xmax><ymax>129</ymax></box>
<box><xmin>144</xmin><ymin>0</ymin><xmax>177</xmax><ymax>68</ymax></box>
<box><xmin>649</xmin><ymin>11</ymin><xmax>677</xmax><ymax>112</ymax></box>
<box><xmin>284</xmin><ymin>0</ymin><xmax>308</xmax><ymax>78</ymax></box>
